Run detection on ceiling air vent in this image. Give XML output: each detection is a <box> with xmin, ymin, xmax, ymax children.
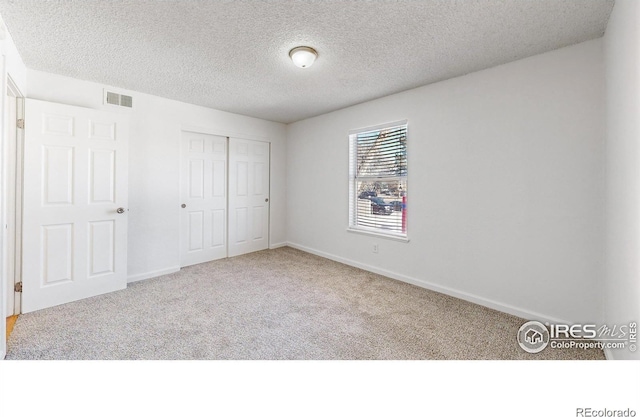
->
<box><xmin>104</xmin><ymin>89</ymin><xmax>133</xmax><ymax>108</ymax></box>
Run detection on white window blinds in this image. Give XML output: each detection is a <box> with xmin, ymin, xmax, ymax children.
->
<box><xmin>349</xmin><ymin>121</ymin><xmax>408</xmax><ymax>237</ymax></box>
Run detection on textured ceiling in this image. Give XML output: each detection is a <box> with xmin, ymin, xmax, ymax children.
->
<box><xmin>0</xmin><ymin>0</ymin><xmax>614</xmax><ymax>123</ymax></box>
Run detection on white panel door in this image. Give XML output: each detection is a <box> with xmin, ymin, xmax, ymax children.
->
<box><xmin>180</xmin><ymin>131</ymin><xmax>227</xmax><ymax>267</ymax></box>
<box><xmin>228</xmin><ymin>138</ymin><xmax>270</xmax><ymax>257</ymax></box>
<box><xmin>22</xmin><ymin>99</ymin><xmax>128</xmax><ymax>313</ymax></box>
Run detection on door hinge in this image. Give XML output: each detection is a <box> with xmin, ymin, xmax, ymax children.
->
<box><xmin>17</xmin><ymin>119</ymin><xmax>24</xmax><ymax>129</ymax></box>
<box><xmin>14</xmin><ymin>282</ymin><xmax>22</xmax><ymax>293</ymax></box>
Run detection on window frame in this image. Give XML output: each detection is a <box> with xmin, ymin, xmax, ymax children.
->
<box><xmin>348</xmin><ymin>120</ymin><xmax>409</xmax><ymax>242</ymax></box>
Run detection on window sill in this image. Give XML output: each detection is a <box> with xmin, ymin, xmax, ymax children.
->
<box><xmin>347</xmin><ymin>228</ymin><xmax>410</xmax><ymax>242</ymax></box>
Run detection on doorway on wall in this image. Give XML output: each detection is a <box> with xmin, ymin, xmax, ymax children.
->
<box><xmin>179</xmin><ymin>132</ymin><xmax>270</xmax><ymax>267</ymax></box>
<box><xmin>4</xmin><ymin>76</ymin><xmax>23</xmax><ymax>318</ymax></box>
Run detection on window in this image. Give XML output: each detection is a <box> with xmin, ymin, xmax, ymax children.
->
<box><xmin>349</xmin><ymin>121</ymin><xmax>407</xmax><ymax>239</ymax></box>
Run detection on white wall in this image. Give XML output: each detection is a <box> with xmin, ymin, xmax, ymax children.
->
<box><xmin>0</xmin><ymin>17</ymin><xmax>26</xmax><ymax>92</ymax></box>
<box><xmin>0</xmin><ymin>14</ymin><xmax>27</xmax><ymax>359</ymax></box>
<box><xmin>27</xmin><ymin>70</ymin><xmax>287</xmax><ymax>281</ymax></box>
<box><xmin>603</xmin><ymin>0</ymin><xmax>640</xmax><ymax>360</ymax></box>
<box><xmin>286</xmin><ymin>39</ymin><xmax>605</xmax><ymax>325</ymax></box>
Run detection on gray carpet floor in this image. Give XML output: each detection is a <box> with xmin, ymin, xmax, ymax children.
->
<box><xmin>6</xmin><ymin>247</ymin><xmax>604</xmax><ymax>360</ymax></box>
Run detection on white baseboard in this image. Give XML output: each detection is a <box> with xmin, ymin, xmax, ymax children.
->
<box><xmin>269</xmin><ymin>242</ymin><xmax>288</xmax><ymax>249</ymax></box>
<box><xmin>287</xmin><ymin>241</ymin><xmax>567</xmax><ymax>324</ymax></box>
<box><xmin>128</xmin><ymin>266</ymin><xmax>181</xmax><ymax>283</ymax></box>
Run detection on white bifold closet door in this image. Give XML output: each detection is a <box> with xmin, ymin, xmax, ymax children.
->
<box><xmin>228</xmin><ymin>138</ymin><xmax>270</xmax><ymax>257</ymax></box>
<box><xmin>180</xmin><ymin>132</ymin><xmax>228</xmax><ymax>267</ymax></box>
<box><xmin>22</xmin><ymin>99</ymin><xmax>129</xmax><ymax>313</ymax></box>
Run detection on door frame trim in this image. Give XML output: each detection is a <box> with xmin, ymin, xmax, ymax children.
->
<box><xmin>1</xmin><ymin>65</ymin><xmax>25</xmax><ymax>358</ymax></box>
<box><xmin>181</xmin><ymin>124</ymin><xmax>270</xmax><ymax>142</ymax></box>
<box><xmin>3</xmin><ymin>74</ymin><xmax>24</xmax><ymax>320</ymax></box>
<box><xmin>6</xmin><ymin>76</ymin><xmax>24</xmax><ymax>316</ymax></box>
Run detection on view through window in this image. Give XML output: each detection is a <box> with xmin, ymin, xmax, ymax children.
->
<box><xmin>349</xmin><ymin>121</ymin><xmax>407</xmax><ymax>237</ymax></box>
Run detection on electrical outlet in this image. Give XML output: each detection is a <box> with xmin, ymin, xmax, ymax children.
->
<box><xmin>372</xmin><ymin>244</ymin><xmax>379</xmax><ymax>254</ymax></box>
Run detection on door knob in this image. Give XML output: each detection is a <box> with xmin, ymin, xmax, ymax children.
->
<box><xmin>116</xmin><ymin>207</ymin><xmax>125</xmax><ymax>214</ymax></box>
<box><xmin>181</xmin><ymin>204</ymin><xmax>187</xmax><ymax>208</ymax></box>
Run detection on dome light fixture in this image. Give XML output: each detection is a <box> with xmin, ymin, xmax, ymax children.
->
<box><xmin>289</xmin><ymin>46</ymin><xmax>318</xmax><ymax>69</ymax></box>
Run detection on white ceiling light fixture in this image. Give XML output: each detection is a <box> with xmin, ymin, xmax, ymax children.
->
<box><xmin>289</xmin><ymin>46</ymin><xmax>318</xmax><ymax>69</ymax></box>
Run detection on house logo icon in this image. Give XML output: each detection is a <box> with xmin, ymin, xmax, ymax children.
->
<box><xmin>517</xmin><ymin>321</ymin><xmax>550</xmax><ymax>353</ymax></box>
<box><xmin>525</xmin><ymin>328</ymin><xmax>543</xmax><ymax>344</ymax></box>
